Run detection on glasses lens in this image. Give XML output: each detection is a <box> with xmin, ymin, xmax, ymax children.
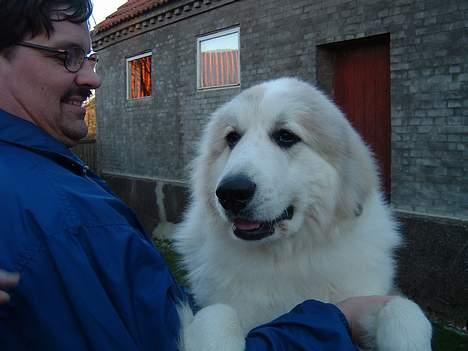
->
<box><xmin>66</xmin><ymin>47</ymin><xmax>85</xmax><ymax>72</ymax></box>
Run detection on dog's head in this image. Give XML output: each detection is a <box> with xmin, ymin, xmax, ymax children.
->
<box><xmin>192</xmin><ymin>77</ymin><xmax>378</xmax><ymax>244</ymax></box>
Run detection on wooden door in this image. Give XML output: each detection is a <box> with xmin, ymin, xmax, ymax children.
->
<box><xmin>333</xmin><ymin>36</ymin><xmax>391</xmax><ymax>197</ymax></box>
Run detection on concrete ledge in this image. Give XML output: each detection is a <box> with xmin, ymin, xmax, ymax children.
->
<box><xmin>101</xmin><ymin>173</ymin><xmax>189</xmax><ymax>236</ymax></box>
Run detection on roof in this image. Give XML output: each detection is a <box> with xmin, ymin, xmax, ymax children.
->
<box><xmin>93</xmin><ymin>0</ymin><xmax>172</xmax><ymax>34</ymax></box>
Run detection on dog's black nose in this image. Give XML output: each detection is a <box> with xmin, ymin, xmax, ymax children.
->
<box><xmin>216</xmin><ymin>175</ymin><xmax>256</xmax><ymax>214</ymax></box>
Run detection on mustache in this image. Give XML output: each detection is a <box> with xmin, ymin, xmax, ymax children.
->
<box><xmin>61</xmin><ymin>88</ymin><xmax>92</xmax><ymax>101</ymax></box>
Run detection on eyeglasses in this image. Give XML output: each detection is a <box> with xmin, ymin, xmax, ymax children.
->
<box><xmin>16</xmin><ymin>41</ymin><xmax>98</xmax><ymax>73</ymax></box>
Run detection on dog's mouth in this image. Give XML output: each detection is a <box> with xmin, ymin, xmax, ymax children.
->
<box><xmin>232</xmin><ymin>206</ymin><xmax>294</xmax><ymax>241</ymax></box>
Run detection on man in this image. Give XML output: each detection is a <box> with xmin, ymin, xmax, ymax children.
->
<box><xmin>0</xmin><ymin>0</ymin><xmax>391</xmax><ymax>350</ymax></box>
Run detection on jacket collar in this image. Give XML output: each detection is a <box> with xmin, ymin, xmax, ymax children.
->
<box><xmin>0</xmin><ymin>109</ymin><xmax>89</xmax><ymax>176</ymax></box>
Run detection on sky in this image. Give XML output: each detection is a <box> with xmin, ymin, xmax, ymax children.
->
<box><xmin>90</xmin><ymin>0</ymin><xmax>128</xmax><ymax>29</ymax></box>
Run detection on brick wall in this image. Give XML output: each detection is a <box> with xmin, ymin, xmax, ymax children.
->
<box><xmin>94</xmin><ymin>0</ymin><xmax>467</xmax><ymax>220</ymax></box>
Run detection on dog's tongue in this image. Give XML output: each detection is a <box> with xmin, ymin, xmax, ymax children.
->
<box><xmin>234</xmin><ymin>219</ymin><xmax>261</xmax><ymax>231</ymax></box>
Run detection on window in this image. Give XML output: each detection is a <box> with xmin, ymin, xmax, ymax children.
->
<box><xmin>127</xmin><ymin>52</ymin><xmax>152</xmax><ymax>99</ymax></box>
<box><xmin>197</xmin><ymin>27</ymin><xmax>240</xmax><ymax>89</ymax></box>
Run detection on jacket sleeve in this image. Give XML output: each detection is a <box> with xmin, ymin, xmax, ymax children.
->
<box><xmin>245</xmin><ymin>300</ymin><xmax>358</xmax><ymax>350</ymax></box>
<box><xmin>3</xmin><ymin>208</ymin><xmax>356</xmax><ymax>351</ymax></box>
<box><xmin>44</xmin><ymin>223</ymin><xmax>186</xmax><ymax>351</ymax></box>
<box><xmin>0</xmin><ymin>217</ymin><xmax>185</xmax><ymax>351</ymax></box>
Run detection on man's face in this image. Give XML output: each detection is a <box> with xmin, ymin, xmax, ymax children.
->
<box><xmin>0</xmin><ymin>20</ymin><xmax>101</xmax><ymax>146</ymax></box>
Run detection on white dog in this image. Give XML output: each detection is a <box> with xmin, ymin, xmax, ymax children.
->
<box><xmin>175</xmin><ymin>78</ymin><xmax>432</xmax><ymax>351</ymax></box>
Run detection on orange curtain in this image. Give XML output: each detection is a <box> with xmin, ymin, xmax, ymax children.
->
<box><xmin>201</xmin><ymin>49</ymin><xmax>239</xmax><ymax>88</ymax></box>
<box><xmin>130</xmin><ymin>56</ymin><xmax>152</xmax><ymax>98</ymax></box>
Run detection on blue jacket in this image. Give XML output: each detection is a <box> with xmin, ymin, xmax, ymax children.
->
<box><xmin>0</xmin><ymin>109</ymin><xmax>357</xmax><ymax>350</ymax></box>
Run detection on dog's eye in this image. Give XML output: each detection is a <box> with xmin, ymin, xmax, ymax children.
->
<box><xmin>272</xmin><ymin>129</ymin><xmax>301</xmax><ymax>148</ymax></box>
<box><xmin>225</xmin><ymin>131</ymin><xmax>241</xmax><ymax>149</ymax></box>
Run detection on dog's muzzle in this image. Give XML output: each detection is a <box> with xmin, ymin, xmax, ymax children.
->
<box><xmin>216</xmin><ymin>175</ymin><xmax>294</xmax><ymax>241</ymax></box>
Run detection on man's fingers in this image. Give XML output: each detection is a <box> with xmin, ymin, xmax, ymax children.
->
<box><xmin>0</xmin><ymin>270</ymin><xmax>20</xmax><ymax>288</ymax></box>
<box><xmin>0</xmin><ymin>271</ymin><xmax>18</xmax><ymax>305</ymax></box>
<box><xmin>0</xmin><ymin>290</ymin><xmax>11</xmax><ymax>304</ymax></box>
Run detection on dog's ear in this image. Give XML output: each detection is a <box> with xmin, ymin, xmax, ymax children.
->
<box><xmin>336</xmin><ymin>125</ymin><xmax>379</xmax><ymax>220</ymax></box>
<box><xmin>293</xmin><ymin>83</ymin><xmax>380</xmax><ymax>221</ymax></box>
<box><xmin>190</xmin><ymin>110</ymin><xmax>229</xmax><ymax>211</ymax></box>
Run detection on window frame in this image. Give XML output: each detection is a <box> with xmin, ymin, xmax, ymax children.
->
<box><xmin>197</xmin><ymin>27</ymin><xmax>241</xmax><ymax>90</ymax></box>
<box><xmin>126</xmin><ymin>51</ymin><xmax>153</xmax><ymax>100</ymax></box>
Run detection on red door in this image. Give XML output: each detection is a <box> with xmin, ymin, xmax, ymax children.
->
<box><xmin>333</xmin><ymin>36</ymin><xmax>391</xmax><ymax>197</ymax></box>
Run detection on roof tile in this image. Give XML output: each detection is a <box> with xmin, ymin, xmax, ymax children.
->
<box><xmin>94</xmin><ymin>0</ymin><xmax>172</xmax><ymax>33</ymax></box>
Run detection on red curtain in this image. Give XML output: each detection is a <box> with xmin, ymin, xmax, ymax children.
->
<box><xmin>130</xmin><ymin>56</ymin><xmax>152</xmax><ymax>98</ymax></box>
<box><xmin>201</xmin><ymin>49</ymin><xmax>239</xmax><ymax>88</ymax></box>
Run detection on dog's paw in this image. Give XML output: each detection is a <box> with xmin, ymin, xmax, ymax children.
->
<box><xmin>372</xmin><ymin>296</ymin><xmax>432</xmax><ymax>351</ymax></box>
<box><xmin>178</xmin><ymin>303</ymin><xmax>246</xmax><ymax>351</ymax></box>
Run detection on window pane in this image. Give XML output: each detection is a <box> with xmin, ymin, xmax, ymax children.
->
<box><xmin>128</xmin><ymin>55</ymin><xmax>152</xmax><ymax>99</ymax></box>
<box><xmin>199</xmin><ymin>31</ymin><xmax>239</xmax><ymax>89</ymax></box>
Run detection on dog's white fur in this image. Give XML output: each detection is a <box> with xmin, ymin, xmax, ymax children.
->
<box><xmin>175</xmin><ymin>78</ymin><xmax>432</xmax><ymax>350</ymax></box>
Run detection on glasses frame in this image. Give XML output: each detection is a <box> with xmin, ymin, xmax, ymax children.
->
<box><xmin>16</xmin><ymin>41</ymin><xmax>98</xmax><ymax>73</ymax></box>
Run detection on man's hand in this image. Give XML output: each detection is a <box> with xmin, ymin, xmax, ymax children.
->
<box><xmin>337</xmin><ymin>295</ymin><xmax>393</xmax><ymax>347</ymax></box>
<box><xmin>0</xmin><ymin>269</ymin><xmax>20</xmax><ymax>304</ymax></box>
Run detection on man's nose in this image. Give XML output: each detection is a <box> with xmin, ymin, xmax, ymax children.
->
<box><xmin>75</xmin><ymin>62</ymin><xmax>102</xmax><ymax>89</ymax></box>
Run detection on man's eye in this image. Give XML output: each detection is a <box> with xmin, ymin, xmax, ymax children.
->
<box><xmin>49</xmin><ymin>53</ymin><xmax>67</xmax><ymax>61</ymax></box>
<box><xmin>225</xmin><ymin>131</ymin><xmax>241</xmax><ymax>149</ymax></box>
<box><xmin>272</xmin><ymin>129</ymin><xmax>301</xmax><ymax>148</ymax></box>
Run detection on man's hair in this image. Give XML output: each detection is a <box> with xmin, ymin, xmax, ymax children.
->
<box><xmin>0</xmin><ymin>0</ymin><xmax>93</xmax><ymax>52</ymax></box>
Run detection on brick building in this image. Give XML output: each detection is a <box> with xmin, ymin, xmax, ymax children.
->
<box><xmin>92</xmin><ymin>0</ymin><xmax>467</xmax><ymax>325</ymax></box>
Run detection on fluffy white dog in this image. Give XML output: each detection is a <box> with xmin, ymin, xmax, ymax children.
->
<box><xmin>175</xmin><ymin>78</ymin><xmax>432</xmax><ymax>351</ymax></box>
